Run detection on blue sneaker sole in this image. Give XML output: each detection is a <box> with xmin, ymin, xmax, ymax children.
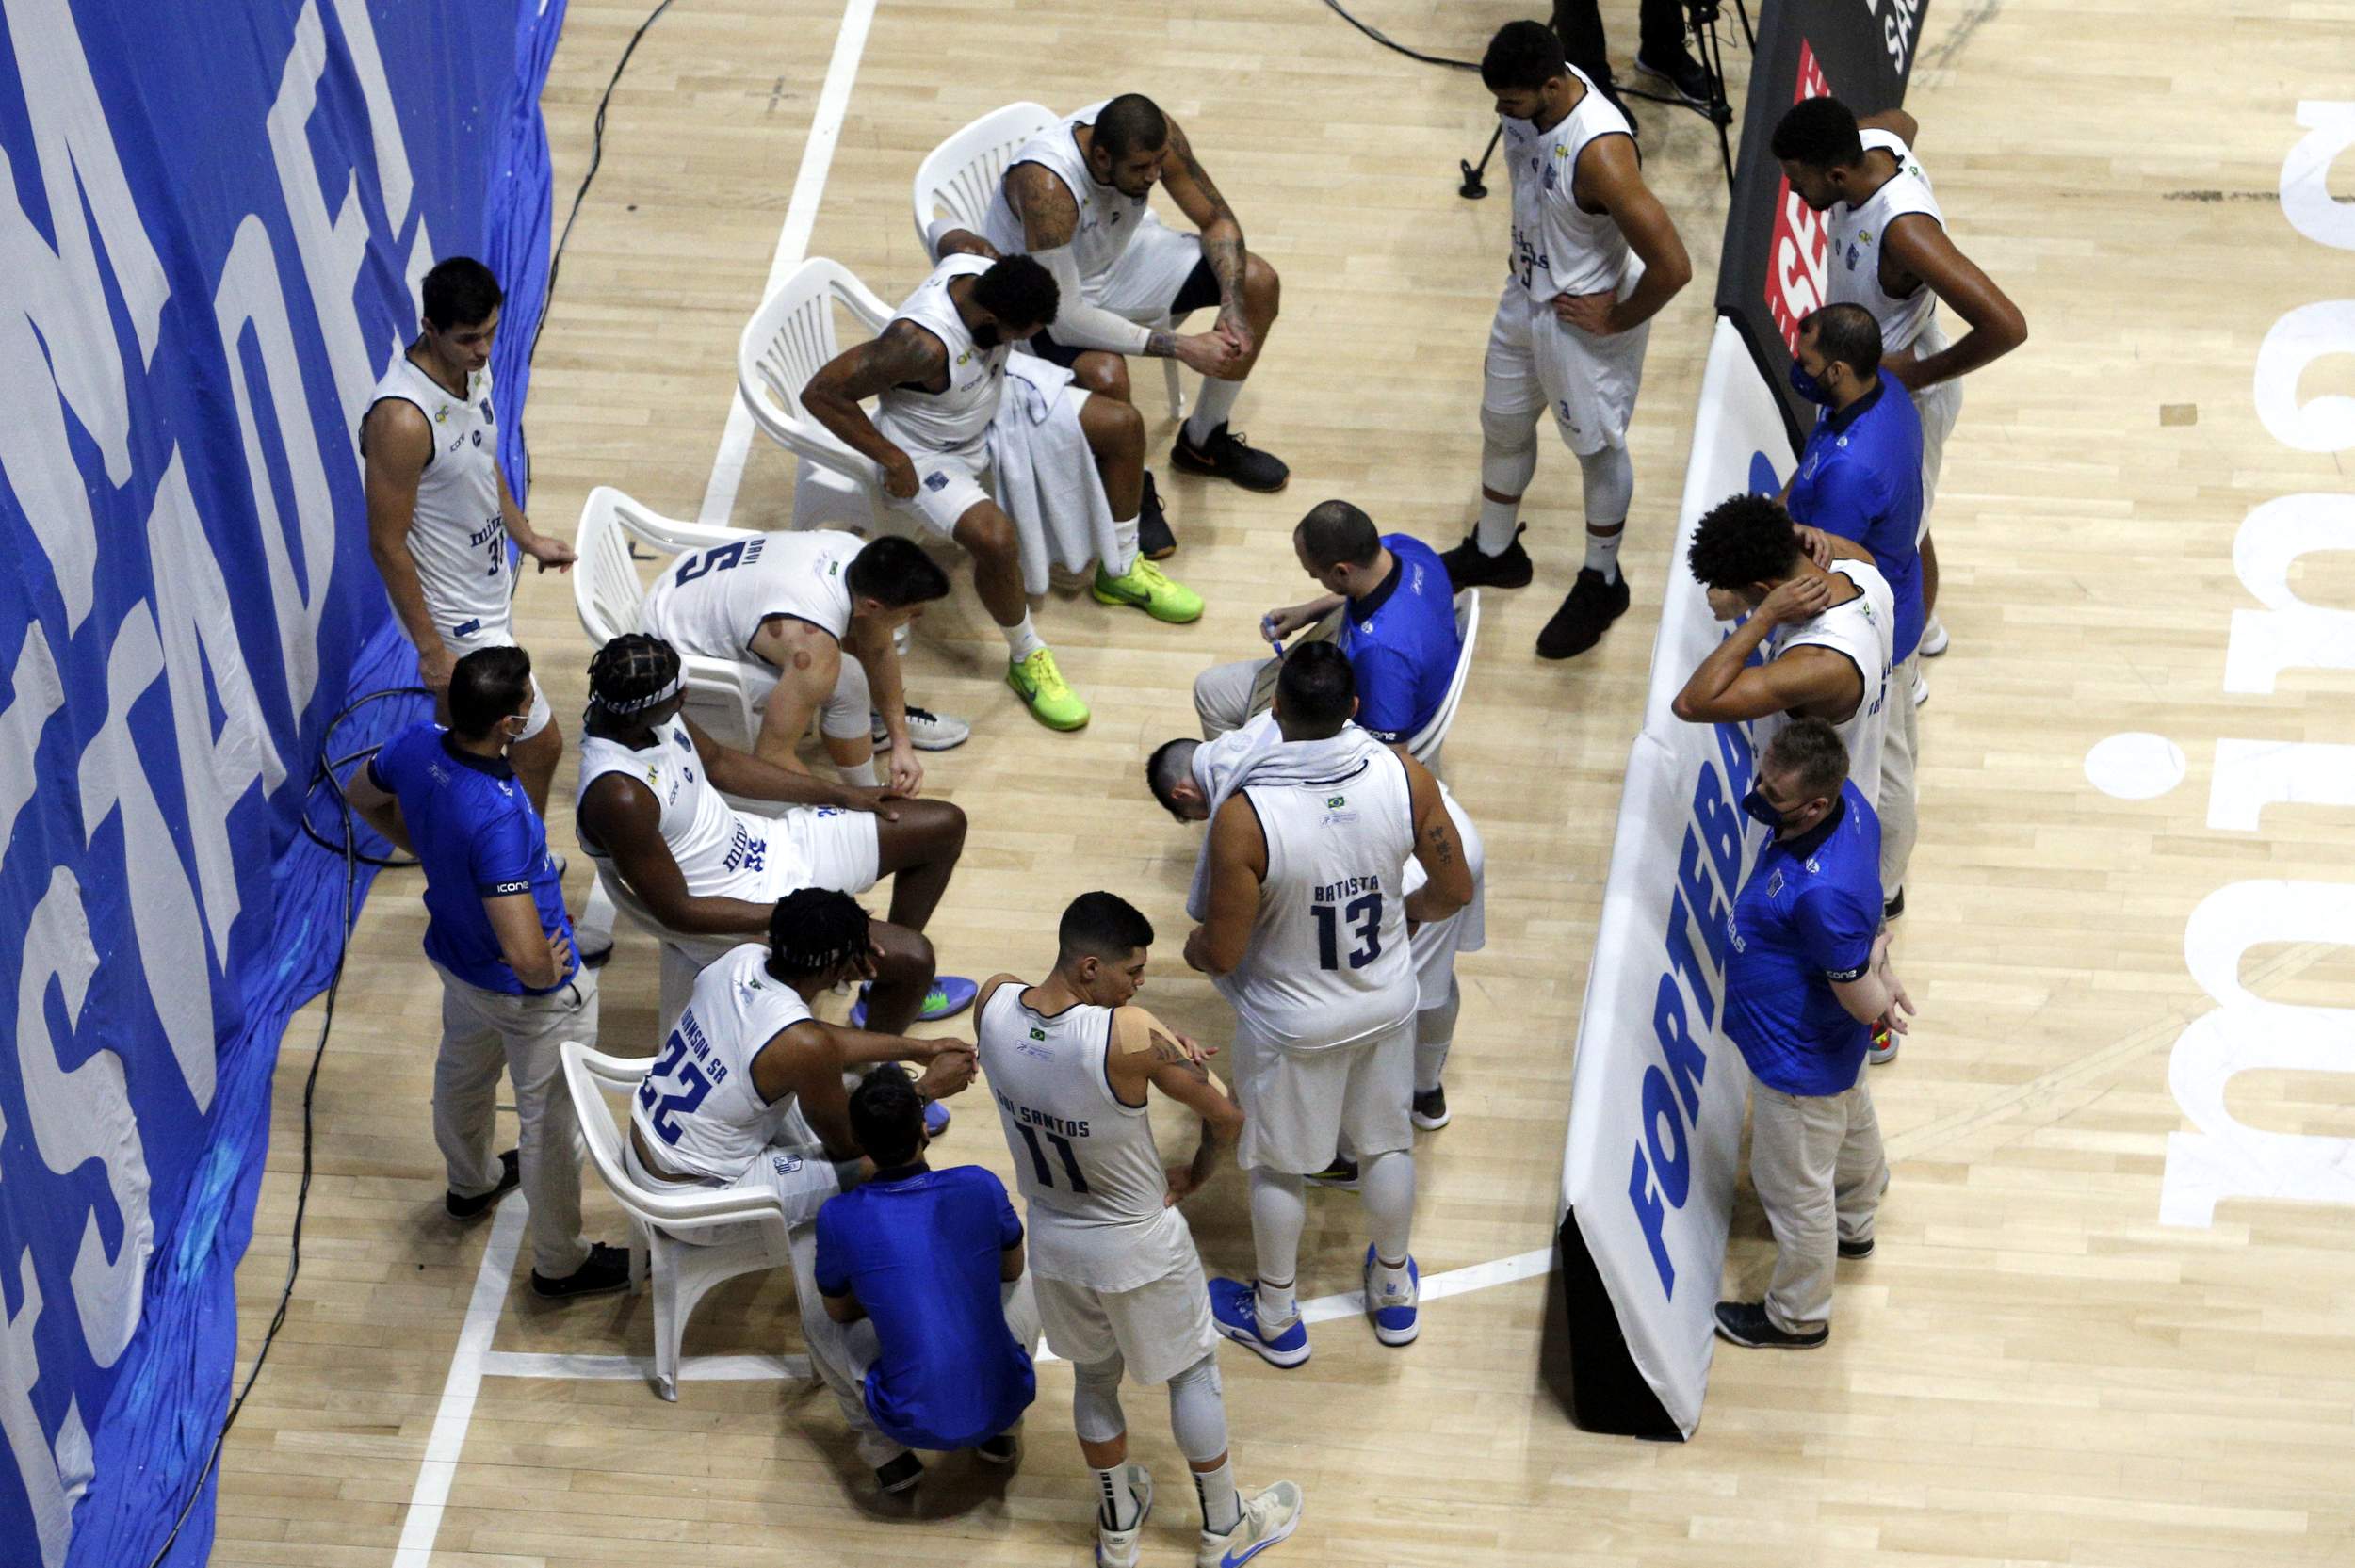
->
<box><xmin>1208</xmin><ymin>1280</ymin><xmax>1310</xmax><ymax>1368</ymax></box>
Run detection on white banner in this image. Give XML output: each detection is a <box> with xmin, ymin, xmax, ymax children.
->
<box><xmin>1557</xmin><ymin>318</ymin><xmax>1794</xmax><ymax>1437</ymax></box>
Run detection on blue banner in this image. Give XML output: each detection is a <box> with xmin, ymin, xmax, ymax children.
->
<box><xmin>0</xmin><ymin>1</ymin><xmax>561</xmax><ymax>1562</ymax></box>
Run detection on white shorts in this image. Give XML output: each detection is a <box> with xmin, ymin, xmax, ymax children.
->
<box><xmin>878</xmin><ymin>444</ymin><xmax>992</xmax><ymax>539</ymax></box>
<box><xmin>1035</xmin><ymin>1258</ymin><xmax>1220</xmax><ymax>1386</ymax></box>
<box><xmin>1085</xmin><ymin>212</ymin><xmax>1208</xmax><ymax>322</ymax></box>
<box><xmin>444</xmin><ymin>617</ymin><xmax>552</xmax><ymax>741</ymax></box>
<box><xmin>1908</xmin><ymin>320</ymin><xmax>1963</xmax><ymax>542</ymax></box>
<box><xmin>1234</xmin><ymin>1018</ymin><xmax>1415</xmax><ymax>1174</ymax></box>
<box><xmin>771</xmin><ymin>805</ymin><xmax>882</xmax><ymax>898</ymax></box>
<box><xmin>625</xmin><ymin>1107</ymin><xmax>842</xmax><ymax>1241</ymax></box>
<box><xmin>1483</xmin><ymin>277</ymin><xmax>1650</xmax><ymax>457</ymax></box>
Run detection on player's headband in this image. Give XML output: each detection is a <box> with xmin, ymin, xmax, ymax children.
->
<box><xmin>593</xmin><ymin>671</ymin><xmax>684</xmax><ymax>713</ymax></box>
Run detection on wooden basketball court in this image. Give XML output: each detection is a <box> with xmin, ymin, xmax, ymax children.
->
<box><xmin>212</xmin><ymin>2</ymin><xmax>2355</xmax><ymax>1563</ymax></box>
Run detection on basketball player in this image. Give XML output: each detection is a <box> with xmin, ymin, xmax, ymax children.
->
<box><xmin>640</xmin><ymin>530</ymin><xmax>959</xmax><ymax>791</ymax></box>
<box><xmin>982</xmin><ymin>92</ymin><xmax>1289</xmax><ymax>503</ymax></box>
<box><xmin>975</xmin><ymin>892</ymin><xmax>1304</xmax><ymax>1568</ymax></box>
<box><xmin>627</xmin><ymin>887</ymin><xmax>980</xmax><ymax>1478</ymax></box>
<box><xmin>363</xmin><ymin>257</ymin><xmax>577</xmax><ymax>814</ymax></box>
<box><xmin>573</xmin><ymin>635</ymin><xmax>974</xmax><ymax>1042</ymax></box>
<box><xmin>1185</xmin><ymin>646</ymin><xmax>1472</xmax><ymax>1366</ymax></box>
<box><xmin>1772</xmin><ymin>96</ymin><xmax>2030</xmax><ymax>686</ymax></box>
<box><xmin>803</xmin><ymin>252</ymin><xmax>1202</xmax><ymax>734</ymax></box>
<box><xmin>1147</xmin><ymin>726</ymin><xmax>1486</xmax><ymax>1133</ymax></box>
<box><xmin>1438</xmin><ymin>21</ymin><xmax>1693</xmax><ymax>662</ymax></box>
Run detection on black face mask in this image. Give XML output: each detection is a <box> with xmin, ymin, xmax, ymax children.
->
<box><xmin>1741</xmin><ymin>786</ymin><xmax>1788</xmax><ymax>832</ymax></box>
<box><xmin>1788</xmin><ymin>362</ymin><xmax>1835</xmax><ymax>405</ymax></box>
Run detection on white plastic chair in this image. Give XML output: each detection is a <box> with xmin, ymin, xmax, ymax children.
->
<box><xmin>737</xmin><ymin>259</ymin><xmax>913</xmax><ymax>538</ymax></box>
<box><xmin>911</xmin><ymin>102</ymin><xmax>1186</xmax><ymax>420</ymax></box>
<box><xmin>560</xmin><ymin>1040</ymin><xmax>799</xmax><ymax>1402</ymax></box>
<box><xmin>1406</xmin><ymin>590</ymin><xmax>1481</xmax><ymax>772</ymax></box>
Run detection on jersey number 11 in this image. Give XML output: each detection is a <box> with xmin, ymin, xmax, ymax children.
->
<box><xmin>1015</xmin><ymin>1123</ymin><xmax>1089</xmax><ymax>1193</ymax></box>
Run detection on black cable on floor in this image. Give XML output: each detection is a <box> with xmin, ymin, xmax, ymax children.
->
<box><xmin>1320</xmin><ymin>0</ymin><xmax>1480</xmax><ymax>71</ymax></box>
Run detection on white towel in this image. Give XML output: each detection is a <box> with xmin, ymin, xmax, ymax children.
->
<box><xmin>1184</xmin><ymin>720</ymin><xmax>1389</xmax><ymax>921</ymax></box>
<box><xmin>986</xmin><ymin>355</ymin><xmax>1120</xmax><ymax>597</ymax></box>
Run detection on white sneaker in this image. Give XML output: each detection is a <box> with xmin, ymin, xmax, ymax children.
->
<box><xmin>1195</xmin><ymin>1480</ymin><xmax>1305</xmax><ymax>1568</ymax></box>
<box><xmin>1096</xmin><ymin>1463</ymin><xmax>1153</xmax><ymax>1568</ymax></box>
<box><xmin>1911</xmin><ymin>668</ymin><xmax>1929</xmax><ymax>707</ymax></box>
<box><xmin>1919</xmin><ymin>616</ymin><xmax>1950</xmax><ymax>657</ymax></box>
<box><xmin>870</xmin><ymin>704</ymin><xmax>971</xmax><ymax>751</ymax></box>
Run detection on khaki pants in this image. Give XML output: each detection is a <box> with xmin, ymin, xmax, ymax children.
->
<box><xmin>1190</xmin><ymin>611</ymin><xmax>1343</xmax><ymax>738</ymax></box>
<box><xmin>1878</xmin><ymin>652</ymin><xmax>1922</xmax><ymax>900</ymax></box>
<box><xmin>432</xmin><ymin>962</ymin><xmax>599</xmax><ymax>1279</ymax></box>
<box><xmin>1747</xmin><ymin>1075</ymin><xmax>1888</xmax><ymax>1335</ymax></box>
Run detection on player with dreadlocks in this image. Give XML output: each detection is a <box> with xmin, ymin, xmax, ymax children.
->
<box><xmin>576</xmin><ymin>634</ymin><xmax>977</xmax><ymax>1044</ymax></box>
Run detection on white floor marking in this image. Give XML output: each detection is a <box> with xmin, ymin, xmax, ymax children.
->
<box><xmin>393</xmin><ymin>1198</ymin><xmax>524</xmax><ymax>1568</ymax></box>
<box><xmin>478</xmin><ymin>1350</ymin><xmax>811</xmax><ymax>1382</ymax></box>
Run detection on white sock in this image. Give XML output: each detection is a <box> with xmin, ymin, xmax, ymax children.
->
<box><xmin>840</xmin><ymin>758</ymin><xmax>878</xmax><ymax>786</ymax></box>
<box><xmin>1194</xmin><ymin>1461</ymin><xmax>1242</xmax><ymax>1536</ymax></box>
<box><xmin>1254</xmin><ymin>1276</ymin><xmax>1296</xmax><ymax>1329</ymax></box>
<box><xmin>1001</xmin><ymin>610</ymin><xmax>1047</xmax><ymax>663</ymax></box>
<box><xmin>1475</xmin><ymin>495</ymin><xmax>1519</xmax><ymax>556</ymax></box>
<box><xmin>1108</xmin><ymin>510</ymin><xmax>1140</xmax><ymax>577</ymax></box>
<box><xmin>1184</xmin><ymin>377</ymin><xmax>1243</xmax><ymax>445</ymax></box>
<box><xmin>1584</xmin><ymin>523</ymin><xmax>1626</xmax><ymax>583</ymax></box>
<box><xmin>1095</xmin><ymin>1465</ymin><xmax>1141</xmax><ymax>1531</ymax></box>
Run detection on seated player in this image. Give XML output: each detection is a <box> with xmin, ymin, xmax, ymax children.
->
<box><xmin>641</xmin><ymin>528</ymin><xmax>961</xmax><ymax>790</ymax></box>
<box><xmin>802</xmin><ymin>252</ymin><xmax>1199</xmax><ymax>734</ymax></box>
<box><xmin>574</xmin><ymin>634</ymin><xmax>974</xmax><ymax>1042</ymax></box>
<box><xmin>980</xmin><ymin>92</ymin><xmax>1288</xmax><ymax>502</ymax></box>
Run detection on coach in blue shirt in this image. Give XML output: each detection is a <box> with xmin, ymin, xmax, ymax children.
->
<box><xmin>343</xmin><ymin>646</ymin><xmax>626</xmax><ymax>1301</ymax></box>
<box><xmin>1786</xmin><ymin>302</ymin><xmax>1925</xmax><ymax>915</ymax></box>
<box><xmin>815</xmin><ymin>1068</ymin><xmax>1038</xmax><ymax>1494</ymax></box>
<box><xmin>1190</xmin><ymin>500</ymin><xmax>1462</xmax><ymax>746</ymax></box>
<box><xmin>1714</xmin><ymin>717</ymin><xmax>1911</xmax><ymax>1353</ymax></box>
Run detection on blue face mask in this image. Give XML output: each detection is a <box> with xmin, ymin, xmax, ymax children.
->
<box><xmin>1788</xmin><ymin>361</ymin><xmax>1834</xmax><ymax>405</ymax></box>
<box><xmin>1741</xmin><ymin>786</ymin><xmax>1789</xmax><ymax>832</ymax></box>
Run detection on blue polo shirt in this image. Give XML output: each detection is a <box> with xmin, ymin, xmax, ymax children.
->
<box><xmin>367</xmin><ymin>722</ymin><xmax>577</xmax><ymax>994</ymax></box>
<box><xmin>1723</xmin><ymin>783</ymin><xmax>1883</xmax><ymax>1096</ymax></box>
<box><xmin>1338</xmin><ymin>533</ymin><xmax>1460</xmax><ymax>743</ymax></box>
<box><xmin>813</xmin><ymin>1163</ymin><xmax>1034</xmax><ymax>1451</ymax></box>
<box><xmin>1787</xmin><ymin>380</ymin><xmax>1925</xmax><ymax>662</ymax></box>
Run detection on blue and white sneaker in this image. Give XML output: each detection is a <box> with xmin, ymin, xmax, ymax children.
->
<box><xmin>848</xmin><ymin>974</ymin><xmax>978</xmax><ymax>1027</ymax></box>
<box><xmin>1208</xmin><ymin>1277</ymin><xmax>1309</xmax><ymax>1368</ymax></box>
<box><xmin>1362</xmin><ymin>1246</ymin><xmax>1420</xmax><ymax>1347</ymax></box>
<box><xmin>922</xmin><ymin>1096</ymin><xmax>951</xmax><ymax>1138</ymax></box>
<box><xmin>1194</xmin><ymin>1479</ymin><xmax>1304</xmax><ymax>1567</ymax></box>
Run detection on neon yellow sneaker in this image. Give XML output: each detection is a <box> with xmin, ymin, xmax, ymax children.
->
<box><xmin>1006</xmin><ymin>646</ymin><xmax>1090</xmax><ymax>731</ymax></box>
<box><xmin>1091</xmin><ymin>554</ymin><xmax>1205</xmax><ymax>623</ymax></box>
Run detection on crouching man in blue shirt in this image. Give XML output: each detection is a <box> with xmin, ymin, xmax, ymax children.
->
<box><xmin>1714</xmin><ymin>718</ymin><xmax>1913</xmax><ymax>1350</ymax></box>
<box><xmin>813</xmin><ymin>1069</ymin><xmax>1041</xmax><ymax>1494</ymax></box>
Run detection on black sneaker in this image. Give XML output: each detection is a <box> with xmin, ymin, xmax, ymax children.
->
<box><xmin>1635</xmin><ymin>48</ymin><xmax>1718</xmax><ymax>111</ymax></box>
<box><xmin>1305</xmin><ymin>1156</ymin><xmax>1360</xmax><ymax>1190</ymax></box>
<box><xmin>1138</xmin><ymin>471</ymin><xmax>1176</xmax><ymax>560</ymax></box>
<box><xmin>1713</xmin><ymin>1300</ymin><xmax>1828</xmax><ymax>1350</ymax></box>
<box><xmin>975</xmin><ymin>1431</ymin><xmax>1019</xmax><ymax>1465</ymax></box>
<box><xmin>1437</xmin><ymin>525</ymin><xmax>1534</xmax><ymax>590</ymax></box>
<box><xmin>1882</xmin><ymin>887</ymin><xmax>1906</xmax><ymax>922</ymax></box>
<box><xmin>579</xmin><ymin>941</ymin><xmax>613</xmax><ymax>970</ymax></box>
<box><xmin>1838</xmin><ymin>1236</ymin><xmax>1875</xmax><ymax>1261</ymax></box>
<box><xmin>530</xmin><ymin>1241</ymin><xmax>632</xmax><ymax>1301</ymax></box>
<box><xmin>445</xmin><ymin>1149</ymin><xmax>519</xmax><ymax>1219</ymax></box>
<box><xmin>874</xmin><ymin>1452</ymin><xmax>926</xmax><ymax>1494</ymax></box>
<box><xmin>1410</xmin><ymin>1086</ymin><xmax>1451</xmax><ymax>1131</ymax></box>
<box><xmin>1535</xmin><ymin>568</ymin><xmax>1631</xmax><ymax>660</ymax></box>
<box><xmin>1171</xmin><ymin>422</ymin><xmax>1289</xmax><ymax>493</ymax></box>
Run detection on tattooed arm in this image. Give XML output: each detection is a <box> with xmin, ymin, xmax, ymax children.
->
<box><xmin>1157</xmin><ymin>116</ymin><xmax>1250</xmax><ymax>352</ymax></box>
<box><xmin>1006</xmin><ymin>159</ymin><xmax>1231</xmax><ymax>370</ymax></box>
<box><xmin>800</xmin><ymin>319</ymin><xmax>946</xmax><ymax>498</ymax></box>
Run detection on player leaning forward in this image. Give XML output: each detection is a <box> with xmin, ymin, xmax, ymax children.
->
<box><xmin>803</xmin><ymin>252</ymin><xmax>1200</xmax><ymax>735</ymax></box>
<box><xmin>976</xmin><ymin>892</ymin><xmax>1303</xmax><ymax>1568</ymax></box>
<box><xmin>1440</xmin><ymin>21</ymin><xmax>1692</xmax><ymax>662</ymax></box>
<box><xmin>1185</xmin><ymin>645</ymin><xmax>1472</xmax><ymax>1368</ymax></box>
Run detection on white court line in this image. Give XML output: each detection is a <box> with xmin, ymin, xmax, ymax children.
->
<box><xmin>695</xmin><ymin>0</ymin><xmax>880</xmax><ymax>525</ymax></box>
<box><xmin>479</xmin><ymin>1349</ymin><xmax>812</xmax><ymax>1382</ymax></box>
<box><xmin>393</xmin><ymin>1198</ymin><xmax>525</xmax><ymax>1568</ymax></box>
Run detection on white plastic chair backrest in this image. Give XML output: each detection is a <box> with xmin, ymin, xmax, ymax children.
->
<box><xmin>736</xmin><ymin>258</ymin><xmax>896</xmax><ymax>475</ymax></box>
<box><xmin>1408</xmin><ymin>590</ymin><xmax>1481</xmax><ymax>765</ymax></box>
<box><xmin>576</xmin><ymin>486</ymin><xmax>645</xmax><ymax>648</ymax></box>
<box><xmin>609</xmin><ymin>489</ymin><xmax>755</xmax><ymax>558</ymax></box>
<box><xmin>912</xmin><ymin>102</ymin><xmax>1057</xmax><ymax>257</ymax></box>
<box><xmin>560</xmin><ymin>1041</ymin><xmax>784</xmax><ymax>1233</ymax></box>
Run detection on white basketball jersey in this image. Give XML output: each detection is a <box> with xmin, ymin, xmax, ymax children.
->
<box><xmin>975</xmin><ymin>984</ymin><xmax>1197</xmax><ymax>1290</ymax></box>
<box><xmin>367</xmin><ymin>354</ymin><xmax>509</xmax><ymax>634</ymax></box>
<box><xmin>874</xmin><ymin>254</ymin><xmax>1008</xmax><ymax>459</ymax></box>
<box><xmin>1761</xmin><ymin>560</ymin><xmax>1895</xmax><ymax>805</ymax></box>
<box><xmin>630</xmin><ymin>942</ymin><xmax>813</xmax><ymax>1182</ymax></box>
<box><xmin>1829</xmin><ymin>130</ymin><xmax>1944</xmax><ymax>358</ymax></box>
<box><xmin>981</xmin><ymin>100</ymin><xmax>1145</xmax><ymax>297</ymax></box>
<box><xmin>640</xmin><ymin>529</ymin><xmax>863</xmax><ymax>661</ymax></box>
<box><xmin>575</xmin><ymin>717</ymin><xmax>806</xmax><ymax>900</ymax></box>
<box><xmin>1503</xmin><ymin>69</ymin><xmax>1640</xmax><ymax>301</ymax></box>
<box><xmin>1215</xmin><ymin>748</ymin><xmax>1420</xmax><ymax>1051</ymax></box>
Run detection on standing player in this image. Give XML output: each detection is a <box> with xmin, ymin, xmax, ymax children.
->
<box><xmin>803</xmin><ymin>251</ymin><xmax>1201</xmax><ymax>734</ymax></box>
<box><xmin>1438</xmin><ymin>21</ymin><xmax>1693</xmax><ymax>662</ymax></box>
<box><xmin>364</xmin><ymin>257</ymin><xmax>577</xmax><ymax>814</ymax></box>
<box><xmin>976</xmin><ymin>892</ymin><xmax>1303</xmax><ymax>1568</ymax></box>
<box><xmin>1772</xmin><ymin>96</ymin><xmax>2029</xmax><ymax>688</ymax></box>
<box><xmin>982</xmin><ymin>92</ymin><xmax>1288</xmax><ymax>504</ymax></box>
<box><xmin>1185</xmin><ymin>646</ymin><xmax>1472</xmax><ymax>1366</ymax></box>
<box><xmin>641</xmin><ymin>529</ymin><xmax>961</xmax><ymax>790</ymax></box>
